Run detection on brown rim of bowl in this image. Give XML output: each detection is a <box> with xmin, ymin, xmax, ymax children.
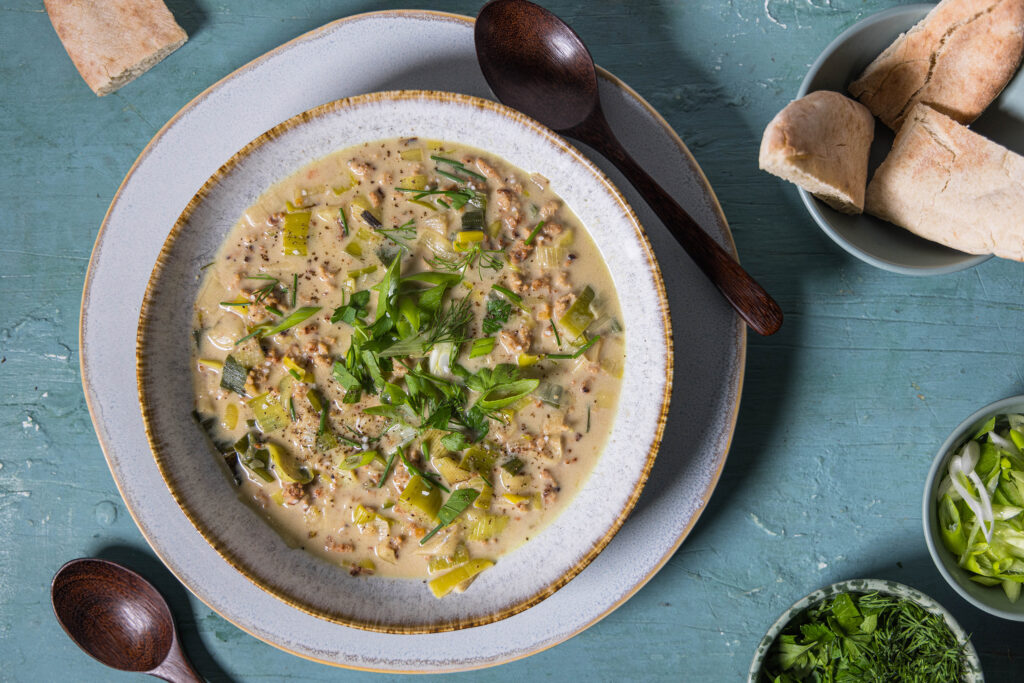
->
<box><xmin>135</xmin><ymin>88</ymin><xmax>672</xmax><ymax>634</ymax></box>
<box><xmin>78</xmin><ymin>9</ymin><xmax>745</xmax><ymax>669</ymax></box>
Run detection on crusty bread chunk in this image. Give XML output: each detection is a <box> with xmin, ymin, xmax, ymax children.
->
<box><xmin>759</xmin><ymin>91</ymin><xmax>875</xmax><ymax>214</ymax></box>
<box><xmin>46</xmin><ymin>0</ymin><xmax>187</xmax><ymax>96</ymax></box>
<box><xmin>865</xmin><ymin>104</ymin><xmax>1024</xmax><ymax>261</ymax></box>
<box><xmin>849</xmin><ymin>0</ymin><xmax>1024</xmax><ymax>131</ymax></box>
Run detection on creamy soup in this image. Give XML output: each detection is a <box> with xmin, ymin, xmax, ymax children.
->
<box><xmin>191</xmin><ymin>138</ymin><xmax>624</xmax><ymax>597</ymax></box>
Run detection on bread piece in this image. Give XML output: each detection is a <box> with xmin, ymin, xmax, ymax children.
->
<box><xmin>46</xmin><ymin>0</ymin><xmax>187</xmax><ymax>96</ymax></box>
<box><xmin>865</xmin><ymin>104</ymin><xmax>1024</xmax><ymax>260</ymax></box>
<box><xmin>849</xmin><ymin>0</ymin><xmax>1024</xmax><ymax>131</ymax></box>
<box><xmin>759</xmin><ymin>91</ymin><xmax>875</xmax><ymax>214</ymax></box>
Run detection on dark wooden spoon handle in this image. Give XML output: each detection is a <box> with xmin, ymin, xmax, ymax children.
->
<box><xmin>149</xmin><ymin>635</ymin><xmax>202</xmax><ymax>683</ymax></box>
<box><xmin>568</xmin><ymin>113</ymin><xmax>783</xmax><ymax>336</ymax></box>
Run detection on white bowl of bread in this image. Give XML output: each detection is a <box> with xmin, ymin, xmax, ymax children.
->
<box><xmin>760</xmin><ymin>1</ymin><xmax>1024</xmax><ymax>275</ymax></box>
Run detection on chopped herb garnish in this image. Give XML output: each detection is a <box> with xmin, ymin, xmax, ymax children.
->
<box><xmin>291</xmin><ymin>274</ymin><xmax>298</xmax><ymax>307</ymax></box>
<box><xmin>339</xmin><ymin>207</ymin><xmax>349</xmax><ymax>236</ymax></box>
<box><xmin>237</xmin><ymin>306</ymin><xmax>321</xmax><ymax>344</ymax></box>
<box><xmin>524</xmin><ymin>220</ymin><xmax>546</xmax><ymax>245</ymax></box>
<box><xmin>377</xmin><ymin>450</ymin><xmax>398</xmax><ymax>488</ymax></box>
<box><xmin>376</xmin><ymin>218</ymin><xmax>417</xmax><ymax>251</ymax></box>
<box><xmin>399</xmin><ymin>447</ymin><xmax>449</xmax><ymax>492</ymax></box>
<box><xmin>551</xmin><ymin>320</ymin><xmax>562</xmax><ymax>347</ymax></box>
<box><xmin>266</xmin><ymin>305</ymin><xmax>284</xmax><ymax>317</ymax></box>
<box><xmin>502</xmin><ymin>457</ymin><xmax>524</xmax><ymax>475</ymax></box>
<box><xmin>420</xmin><ymin>488</ymin><xmax>480</xmax><ymax>544</ymax></box>
<box><xmin>586</xmin><ymin>404</ymin><xmax>591</xmax><ymax>433</ymax></box>
<box><xmin>546</xmin><ymin>335</ymin><xmax>600</xmax><ymax>359</ymax></box>
<box><xmin>431</xmin><ymin>155</ymin><xmax>488</xmax><ymax>181</ymax></box>
<box><xmin>482</xmin><ymin>297</ymin><xmax>512</xmax><ymax>335</ymax></box>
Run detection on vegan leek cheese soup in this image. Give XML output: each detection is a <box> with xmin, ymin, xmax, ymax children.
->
<box><xmin>191</xmin><ymin>138</ymin><xmax>624</xmax><ymax>598</ymax></box>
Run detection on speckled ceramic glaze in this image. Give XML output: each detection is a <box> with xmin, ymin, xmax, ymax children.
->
<box><xmin>748</xmin><ymin>579</ymin><xmax>983</xmax><ymax>682</ymax></box>
<box><xmin>82</xmin><ymin>10</ymin><xmax>744</xmax><ymax>670</ymax></box>
<box><xmin>795</xmin><ymin>4</ymin><xmax>1022</xmax><ymax>276</ymax></box>
<box><xmin>136</xmin><ymin>90</ymin><xmax>670</xmax><ymax>632</ymax></box>
<box><xmin>924</xmin><ymin>395</ymin><xmax>1024</xmax><ymax>622</ymax></box>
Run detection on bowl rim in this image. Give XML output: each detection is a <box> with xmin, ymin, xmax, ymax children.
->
<box><xmin>135</xmin><ymin>88</ymin><xmax>672</xmax><ymax>633</ymax></box>
<box><xmin>794</xmin><ymin>3</ymin><xmax>991</xmax><ymax>276</ymax></box>
<box><xmin>923</xmin><ymin>394</ymin><xmax>1024</xmax><ymax>622</ymax></box>
<box><xmin>747</xmin><ymin>578</ymin><xmax>983</xmax><ymax>682</ymax></box>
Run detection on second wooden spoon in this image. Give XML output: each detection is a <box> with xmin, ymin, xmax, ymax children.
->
<box><xmin>475</xmin><ymin>0</ymin><xmax>783</xmax><ymax>336</ymax></box>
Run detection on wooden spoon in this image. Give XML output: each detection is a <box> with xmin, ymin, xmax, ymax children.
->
<box><xmin>475</xmin><ymin>0</ymin><xmax>783</xmax><ymax>336</ymax></box>
<box><xmin>51</xmin><ymin>558</ymin><xmax>202</xmax><ymax>683</ymax></box>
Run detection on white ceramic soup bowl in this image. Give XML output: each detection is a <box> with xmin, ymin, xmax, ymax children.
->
<box><xmin>137</xmin><ymin>90</ymin><xmax>671</xmax><ymax>633</ymax></box>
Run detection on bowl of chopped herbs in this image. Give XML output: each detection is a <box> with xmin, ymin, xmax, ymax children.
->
<box><xmin>748</xmin><ymin>578</ymin><xmax>981</xmax><ymax>682</ymax></box>
<box><xmin>924</xmin><ymin>396</ymin><xmax>1024</xmax><ymax>621</ymax></box>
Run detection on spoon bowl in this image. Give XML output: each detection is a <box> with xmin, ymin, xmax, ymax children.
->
<box><xmin>52</xmin><ymin>558</ymin><xmax>200</xmax><ymax>682</ymax></box>
<box><xmin>476</xmin><ymin>0</ymin><xmax>783</xmax><ymax>336</ymax></box>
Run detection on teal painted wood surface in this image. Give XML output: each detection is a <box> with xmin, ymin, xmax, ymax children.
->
<box><xmin>2</xmin><ymin>0</ymin><xmax>1023</xmax><ymax>680</ymax></box>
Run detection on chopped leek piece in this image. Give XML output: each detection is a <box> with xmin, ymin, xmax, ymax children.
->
<box><xmin>469</xmin><ymin>476</ymin><xmax>493</xmax><ymax>510</ymax></box>
<box><xmin>282</xmin><ymin>211</ymin><xmax>311</xmax><ymax>256</ymax></box>
<box><xmin>453</xmin><ymin>228</ymin><xmax>485</xmax><ymax>252</ymax></box>
<box><xmin>501</xmin><ymin>457</ymin><xmax>525</xmax><ymax>476</ymax></box>
<box><xmin>338</xmin><ymin>450</ymin><xmax>378</xmax><ymax>470</ymax></box>
<box><xmin>266</xmin><ymin>442</ymin><xmax>312</xmax><ymax>484</ymax></box>
<box><xmin>247</xmin><ymin>393</ymin><xmax>290</xmax><ymax>433</ymax></box>
<box><xmin>503</xmin><ymin>493</ymin><xmax>529</xmax><ymax>505</ymax></box>
<box><xmin>558</xmin><ymin>285</ymin><xmax>595</xmax><ymax>339</ymax></box>
<box><xmin>219</xmin><ymin>355</ymin><xmax>249</xmax><ymax>396</ymax></box>
<box><xmin>459</xmin><ymin>444</ymin><xmax>498</xmax><ymax>474</ymax></box>
<box><xmin>428</xmin><ymin>559</ymin><xmax>493</xmax><ymax>598</ymax></box>
<box><xmin>198</xmin><ymin>358</ymin><xmax>224</xmax><ymax>371</ymax></box>
<box><xmin>434</xmin><ymin>457</ymin><xmax>473</xmax><ymax>485</ymax></box>
<box><xmin>221</xmin><ymin>403</ymin><xmax>238</xmax><ymax>431</ymax></box>
<box><xmin>517</xmin><ymin>353</ymin><xmax>539</xmax><ymax>367</ymax></box>
<box><xmin>467</xmin><ymin>513</ymin><xmax>508</xmax><ymax>541</ymax></box>
<box><xmin>535</xmin><ymin>382</ymin><xmax>565</xmax><ymax>408</ymax></box>
<box><xmin>428</xmin><ymin>544</ymin><xmax>469</xmax><ymax>574</ymax></box>
<box><xmin>400</xmin><ymin>148</ymin><xmax>423</xmax><ymax>162</ymax></box>
<box><xmin>460</xmin><ymin>209</ymin><xmax>485</xmax><ymax>233</ymax></box>
<box><xmin>282</xmin><ymin>356</ymin><xmax>313</xmax><ymax>382</ymax></box>
<box><xmin>232</xmin><ymin>339</ymin><xmax>265</xmax><ymax>368</ymax></box>
<box><xmin>344</xmin><ymin>240</ymin><xmax>363</xmax><ymax>258</ymax></box>
<box><xmin>469</xmin><ymin>337</ymin><xmax>495</xmax><ymax>358</ymax></box>
<box><xmin>399</xmin><ymin>475</ymin><xmax>442</xmax><ymax>519</ymax></box>
<box><xmin>233</xmin><ymin>434</ymin><xmax>273</xmax><ymax>483</ymax></box>
<box><xmin>352</xmin><ymin>504</ymin><xmax>375</xmax><ymax>525</ymax></box>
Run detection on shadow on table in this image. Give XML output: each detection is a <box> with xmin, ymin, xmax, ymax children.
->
<box><xmin>92</xmin><ymin>544</ymin><xmax>236</xmax><ymax>683</ymax></box>
<box><xmin>602</xmin><ymin>2</ymin><xmax>803</xmax><ymax>529</ymax></box>
<box><xmin>165</xmin><ymin>0</ymin><xmax>208</xmax><ymax>38</ymax></box>
<box><xmin>858</xmin><ymin>554</ymin><xmax>1024</xmax><ymax>680</ymax></box>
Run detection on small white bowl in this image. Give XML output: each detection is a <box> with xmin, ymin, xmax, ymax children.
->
<box><xmin>796</xmin><ymin>4</ymin><xmax>999</xmax><ymax>275</ymax></box>
<box><xmin>923</xmin><ymin>395</ymin><xmax>1024</xmax><ymax>621</ymax></box>
<box><xmin>136</xmin><ymin>90</ymin><xmax>671</xmax><ymax>633</ymax></box>
<box><xmin>748</xmin><ymin>579</ymin><xmax>982</xmax><ymax>682</ymax></box>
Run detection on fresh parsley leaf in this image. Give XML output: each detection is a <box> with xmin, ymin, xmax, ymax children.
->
<box><xmin>441</xmin><ymin>432</ymin><xmax>470</xmax><ymax>452</ymax></box>
<box><xmin>482</xmin><ymin>297</ymin><xmax>512</xmax><ymax>334</ymax></box>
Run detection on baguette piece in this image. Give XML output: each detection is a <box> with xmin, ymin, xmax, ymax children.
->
<box><xmin>865</xmin><ymin>104</ymin><xmax>1024</xmax><ymax>261</ymax></box>
<box><xmin>45</xmin><ymin>0</ymin><xmax>187</xmax><ymax>96</ymax></box>
<box><xmin>849</xmin><ymin>0</ymin><xmax>1024</xmax><ymax>131</ymax></box>
<box><xmin>759</xmin><ymin>91</ymin><xmax>875</xmax><ymax>214</ymax></box>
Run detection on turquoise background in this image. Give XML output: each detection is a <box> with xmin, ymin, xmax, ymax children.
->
<box><xmin>2</xmin><ymin>0</ymin><xmax>1023</xmax><ymax>680</ymax></box>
